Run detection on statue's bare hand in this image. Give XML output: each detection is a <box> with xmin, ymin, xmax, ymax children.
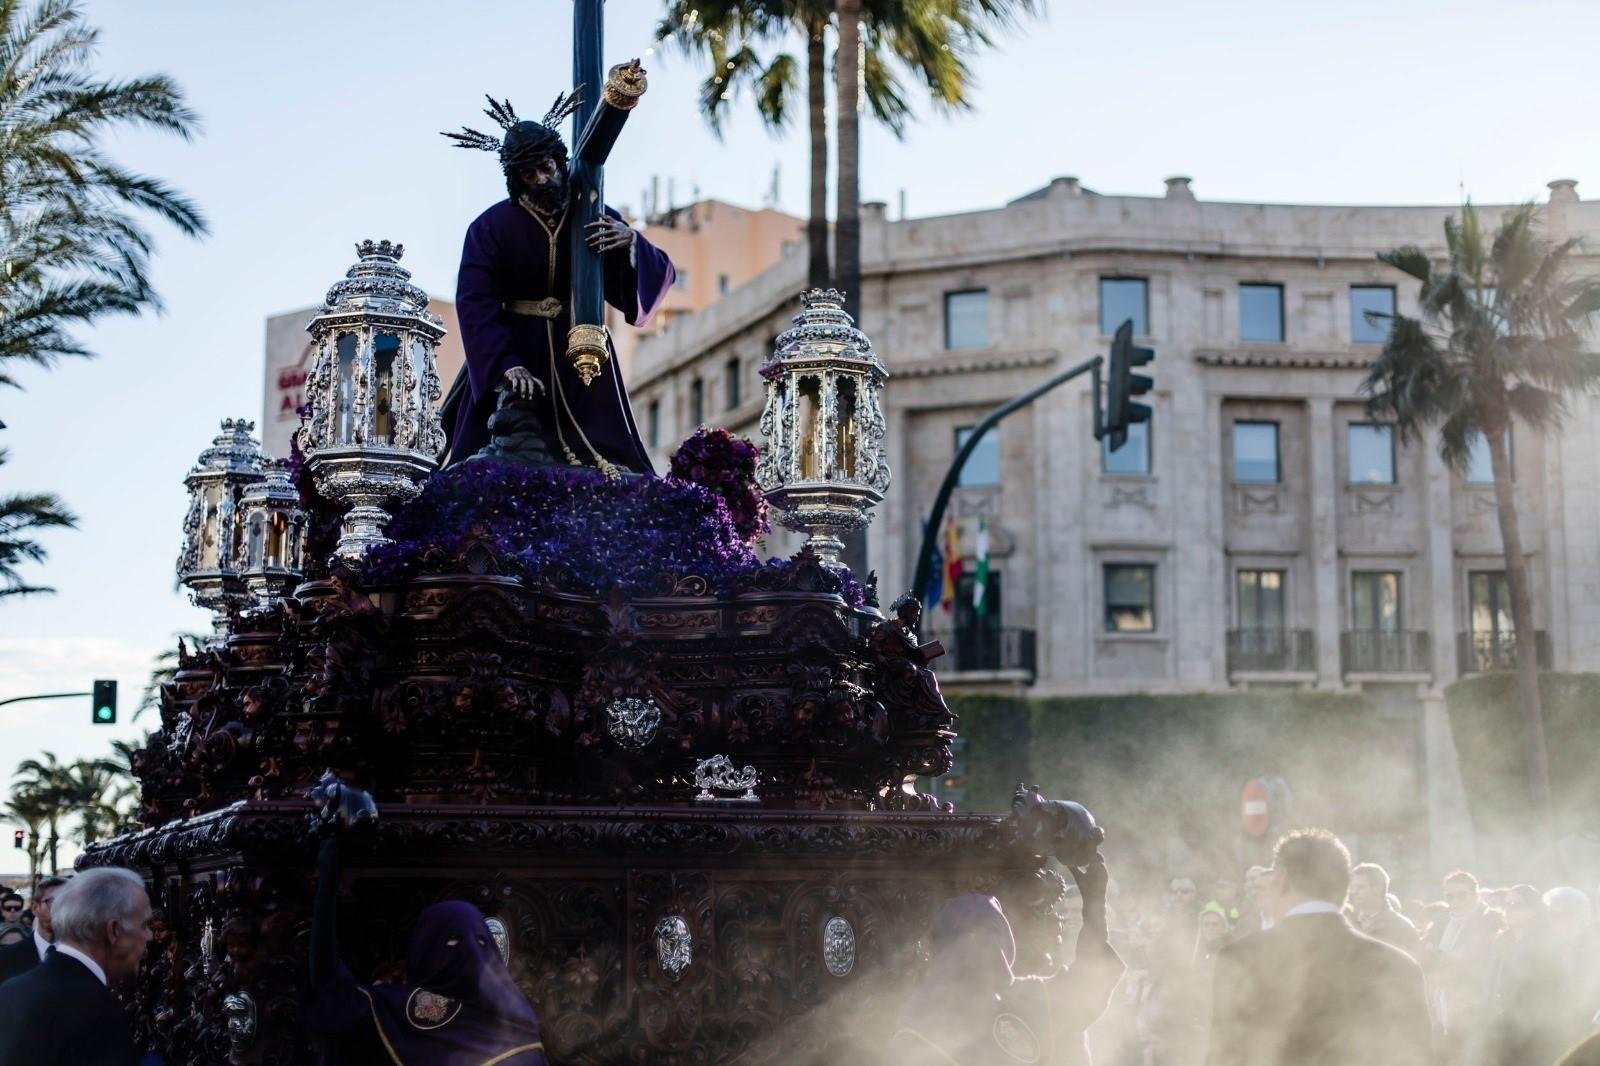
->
<box><xmin>503</xmin><ymin>366</ymin><xmax>544</xmax><ymax>400</ymax></box>
<box><xmin>586</xmin><ymin>215</ymin><xmax>635</xmax><ymax>255</ymax></box>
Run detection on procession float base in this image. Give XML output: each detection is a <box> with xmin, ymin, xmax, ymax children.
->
<box><xmin>94</xmin><ymin>802</ymin><xmax>1062</xmax><ymax>1063</ymax></box>
<box><xmin>88</xmin><ymin>461</ymin><xmax>1070</xmax><ymax>1064</ymax></box>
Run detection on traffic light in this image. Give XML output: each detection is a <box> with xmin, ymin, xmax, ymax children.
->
<box><xmin>91</xmin><ymin>679</ymin><xmax>117</xmax><ymax>725</ymax></box>
<box><xmin>11</xmin><ymin>830</ymin><xmax>22</xmax><ymax>850</ymax></box>
<box><xmin>1105</xmin><ymin>318</ymin><xmax>1154</xmax><ymax>451</ymax></box>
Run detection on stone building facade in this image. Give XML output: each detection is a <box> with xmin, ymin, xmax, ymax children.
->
<box><xmin>627</xmin><ymin>175</ymin><xmax>1600</xmax><ymax>876</ymax></box>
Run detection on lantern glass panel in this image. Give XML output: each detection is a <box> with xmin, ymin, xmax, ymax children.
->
<box><xmin>266</xmin><ymin>510</ymin><xmax>288</xmax><ymax>568</ymax></box>
<box><xmin>199</xmin><ymin>484</ymin><xmax>223</xmax><ymax>568</ymax></box>
<box><xmin>246</xmin><ymin>512</ymin><xmax>266</xmax><ymax>569</ymax></box>
<box><xmin>411</xmin><ymin>337</ymin><xmax>429</xmax><ymax>397</ymax></box>
<box><xmin>335</xmin><ymin>333</ymin><xmax>359</xmax><ymax>443</ymax></box>
<box><xmin>374</xmin><ymin>332</ymin><xmax>400</xmax><ymax>444</ymax></box>
<box><xmin>797</xmin><ymin>375</ymin><xmax>823</xmax><ymax>479</ymax></box>
<box><xmin>835</xmin><ymin>376</ymin><xmax>859</xmax><ymax>480</ymax></box>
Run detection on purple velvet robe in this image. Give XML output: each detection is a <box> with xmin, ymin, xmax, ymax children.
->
<box><xmin>442</xmin><ymin>198</ymin><xmax>674</xmax><ymax>472</ymax></box>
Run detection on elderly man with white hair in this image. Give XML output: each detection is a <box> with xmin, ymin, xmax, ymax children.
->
<box><xmin>0</xmin><ymin>866</ymin><xmax>151</xmax><ymax>1065</ymax></box>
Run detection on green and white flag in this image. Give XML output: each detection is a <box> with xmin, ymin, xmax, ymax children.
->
<box><xmin>972</xmin><ymin>516</ymin><xmax>990</xmax><ymax>616</ymax></box>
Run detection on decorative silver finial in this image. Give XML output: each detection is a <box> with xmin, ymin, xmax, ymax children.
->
<box><xmin>355</xmin><ymin>238</ymin><xmax>404</xmax><ymax>261</ymax></box>
<box><xmin>692</xmin><ymin>755</ymin><xmax>759</xmax><ymax>803</ymax></box>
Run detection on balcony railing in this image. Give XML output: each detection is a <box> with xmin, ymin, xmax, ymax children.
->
<box><xmin>926</xmin><ymin>627</ymin><xmax>1037</xmax><ymax>679</ymax></box>
<box><xmin>1456</xmin><ymin>630</ymin><xmax>1551</xmax><ymax>675</ymax></box>
<box><xmin>1341</xmin><ymin>630</ymin><xmax>1432</xmax><ymax>676</ymax></box>
<box><xmin>1226</xmin><ymin>628</ymin><xmax>1316</xmax><ymax>674</ymax></box>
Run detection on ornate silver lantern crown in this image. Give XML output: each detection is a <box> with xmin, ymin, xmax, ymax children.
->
<box><xmin>755</xmin><ymin>289</ymin><xmax>891</xmax><ymax>564</ymax></box>
<box><xmin>298</xmin><ymin>239</ymin><xmax>448</xmax><ymax>562</ymax></box>
<box><xmin>178</xmin><ymin>418</ymin><xmax>268</xmax><ymax>636</ymax></box>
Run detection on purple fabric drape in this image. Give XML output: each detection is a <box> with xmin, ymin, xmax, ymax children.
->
<box><xmin>443</xmin><ymin>199</ymin><xmax>673</xmax><ymax>473</ymax></box>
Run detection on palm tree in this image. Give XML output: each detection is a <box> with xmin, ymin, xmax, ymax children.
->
<box><xmin>13</xmin><ymin>751</ymin><xmax>68</xmax><ymax>872</ymax></box>
<box><xmin>4</xmin><ymin>786</ymin><xmax>49</xmax><ymax>887</ymax></box>
<box><xmin>0</xmin><ymin>0</ymin><xmax>206</xmax><ymax>388</ymax></box>
<box><xmin>60</xmin><ymin>756</ymin><xmax>127</xmax><ymax>846</ymax></box>
<box><xmin>656</xmin><ymin>0</ymin><xmax>1036</xmax><ymax>302</ymax></box>
<box><xmin>1362</xmin><ymin>202</ymin><xmax>1600</xmax><ymax>840</ymax></box>
<box><xmin>0</xmin><ymin>448</ymin><xmax>75</xmax><ymax>597</ymax></box>
<box><xmin>0</xmin><ymin>0</ymin><xmax>204</xmax><ymax>600</ymax></box>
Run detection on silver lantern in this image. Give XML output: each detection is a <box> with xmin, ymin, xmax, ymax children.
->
<box><xmin>238</xmin><ymin>460</ymin><xmax>306</xmax><ymax>606</ymax></box>
<box><xmin>298</xmin><ymin>239</ymin><xmax>446</xmax><ymax>562</ymax></box>
<box><xmin>755</xmin><ymin>288</ymin><xmax>891</xmax><ymax>564</ymax></box>
<box><xmin>178</xmin><ymin>418</ymin><xmax>267</xmax><ymax>637</ymax></box>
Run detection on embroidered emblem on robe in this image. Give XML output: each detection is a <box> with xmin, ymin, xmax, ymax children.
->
<box><xmin>407</xmin><ymin>988</ymin><xmax>462</xmax><ymax>1029</ymax></box>
<box><xmin>993</xmin><ymin>1012</ymin><xmax>1042</xmax><ymax>1063</ymax></box>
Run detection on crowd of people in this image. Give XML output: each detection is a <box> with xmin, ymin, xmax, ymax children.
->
<box><xmin>1068</xmin><ymin>847</ymin><xmax>1600</xmax><ymax>1065</ymax></box>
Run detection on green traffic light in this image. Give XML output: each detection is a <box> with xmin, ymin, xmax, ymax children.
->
<box><xmin>95</xmin><ymin>705</ymin><xmax>114</xmax><ymax>722</ymax></box>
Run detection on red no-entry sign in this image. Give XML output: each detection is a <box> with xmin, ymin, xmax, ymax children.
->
<box><xmin>1241</xmin><ymin>778</ymin><xmax>1271</xmax><ymax>837</ymax></box>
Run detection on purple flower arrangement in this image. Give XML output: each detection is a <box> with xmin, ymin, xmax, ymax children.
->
<box><xmin>360</xmin><ymin>459</ymin><xmax>864</xmax><ymax>607</ymax></box>
<box><xmin>666</xmin><ymin>427</ymin><xmax>769</xmax><ymax>544</ymax></box>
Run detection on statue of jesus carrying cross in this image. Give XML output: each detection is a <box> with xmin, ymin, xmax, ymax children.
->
<box><xmin>438</xmin><ymin>2</ymin><xmax>674</xmax><ymax>478</ymax></box>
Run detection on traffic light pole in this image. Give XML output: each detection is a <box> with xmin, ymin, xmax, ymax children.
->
<box><xmin>910</xmin><ymin>356</ymin><xmax>1103</xmax><ymax>605</ymax></box>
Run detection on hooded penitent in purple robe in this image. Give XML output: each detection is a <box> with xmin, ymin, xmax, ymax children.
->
<box><xmin>309</xmin><ymin>898</ymin><xmax>546</xmax><ymax>1066</ymax></box>
<box><xmin>440</xmin><ymin>198</ymin><xmax>673</xmax><ymax>473</ymax></box>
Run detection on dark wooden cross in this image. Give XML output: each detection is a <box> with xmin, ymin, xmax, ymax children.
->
<box><xmin>565</xmin><ymin>0</ymin><xmax>646</xmax><ymax>380</ymax></box>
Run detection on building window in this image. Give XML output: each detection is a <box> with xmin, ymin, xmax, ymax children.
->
<box><xmin>955</xmin><ymin>426</ymin><xmax>1000</xmax><ymax>487</ymax></box>
<box><xmin>1350</xmin><ymin>286</ymin><xmax>1395</xmax><ymax>344</ymax></box>
<box><xmin>1239</xmin><ymin>283</ymin><xmax>1285</xmax><ymax>343</ymax></box>
<box><xmin>1348</xmin><ymin>423</ymin><xmax>1395</xmax><ymax>484</ymax></box>
<box><xmin>717</xmin><ymin>273</ymin><xmax>731</xmax><ymax>295</ymax></box>
<box><xmin>1236</xmin><ymin>570</ymin><xmax>1286</xmax><ymax>631</ymax></box>
<box><xmin>725</xmin><ymin>357</ymin><xmax>741</xmax><ymax>409</ymax></box>
<box><xmin>1099</xmin><ymin>277</ymin><xmax>1149</xmax><ymax>336</ymax></box>
<box><xmin>1104</xmin><ymin>564</ymin><xmax>1155</xmax><ymax>632</ymax></box>
<box><xmin>1468</xmin><ymin>571</ymin><xmax>1514</xmax><ymax>642</ymax></box>
<box><xmin>673</xmin><ymin>269</ymin><xmax>690</xmax><ymax>292</ymax></box>
<box><xmin>1232</xmin><ymin>421</ymin><xmax>1280</xmax><ymax>483</ymax></box>
<box><xmin>944</xmin><ymin>289</ymin><xmax>989</xmax><ymax>350</ymax></box>
<box><xmin>647</xmin><ymin>399</ymin><xmax>661</xmax><ymax>448</ymax></box>
<box><xmin>1464</xmin><ymin>430</ymin><xmax>1511</xmax><ymax>485</ymax></box>
<box><xmin>689</xmin><ymin>378</ymin><xmax>704</xmax><ymax>426</ymax></box>
<box><xmin>1102</xmin><ymin>420</ymin><xmax>1150</xmax><ymax>476</ymax></box>
<box><xmin>1351</xmin><ymin>571</ymin><xmax>1402</xmax><ymax>632</ymax></box>
<box><xmin>953</xmin><ymin>572</ymin><xmax>1004</xmax><ymax>671</ymax></box>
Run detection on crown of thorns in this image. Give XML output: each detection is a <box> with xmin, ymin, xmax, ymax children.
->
<box><xmin>440</xmin><ymin>90</ymin><xmax>585</xmax><ymax>155</ymax></box>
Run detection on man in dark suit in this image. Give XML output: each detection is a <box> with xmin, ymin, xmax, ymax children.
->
<box><xmin>1344</xmin><ymin>862</ymin><xmax>1421</xmax><ymax>959</ymax></box>
<box><xmin>1207</xmin><ymin>829</ymin><xmax>1430</xmax><ymax>1066</ymax></box>
<box><xmin>0</xmin><ymin>874</ymin><xmax>69</xmax><ymax>984</ymax></box>
<box><xmin>0</xmin><ymin>866</ymin><xmax>151</xmax><ymax>1065</ymax></box>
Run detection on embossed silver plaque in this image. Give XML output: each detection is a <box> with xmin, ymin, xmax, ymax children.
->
<box><xmin>484</xmin><ymin>915</ymin><xmax>511</xmax><ymax>966</ymax></box>
<box><xmin>823</xmin><ymin>915</ymin><xmax>855</xmax><ymax>977</ymax></box>
<box><xmin>606</xmin><ymin>696</ymin><xmax>661</xmax><ymax>751</ymax></box>
<box><xmin>692</xmin><ymin>754</ymin><xmax>759</xmax><ymax>802</ymax></box>
<box><xmin>655</xmin><ymin>914</ymin><xmax>692</xmax><ymax>980</ymax></box>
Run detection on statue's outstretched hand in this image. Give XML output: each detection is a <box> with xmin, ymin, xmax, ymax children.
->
<box><xmin>586</xmin><ymin>215</ymin><xmax>636</xmax><ymax>255</ymax></box>
<box><xmin>503</xmin><ymin>366</ymin><xmax>544</xmax><ymax>401</ymax></box>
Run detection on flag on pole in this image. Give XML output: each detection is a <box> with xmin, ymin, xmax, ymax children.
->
<box><xmin>940</xmin><ymin>515</ymin><xmax>963</xmax><ymax>613</ymax></box>
<box><xmin>922</xmin><ymin>517</ymin><xmax>943</xmax><ymax>615</ymax></box>
<box><xmin>972</xmin><ymin>515</ymin><xmax>991</xmax><ymax>616</ymax></box>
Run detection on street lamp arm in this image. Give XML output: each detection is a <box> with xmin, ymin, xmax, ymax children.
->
<box><xmin>910</xmin><ymin>356</ymin><xmax>1103</xmax><ymax>605</ymax></box>
<box><xmin>0</xmin><ymin>691</ymin><xmax>91</xmax><ymax>709</ymax></box>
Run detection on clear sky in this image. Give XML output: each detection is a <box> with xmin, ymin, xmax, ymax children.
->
<box><xmin>3</xmin><ymin>0</ymin><xmax>1598</xmax><ymax>862</ymax></box>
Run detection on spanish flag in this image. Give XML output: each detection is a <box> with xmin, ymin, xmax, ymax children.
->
<box><xmin>940</xmin><ymin>515</ymin><xmax>963</xmax><ymax>612</ymax></box>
